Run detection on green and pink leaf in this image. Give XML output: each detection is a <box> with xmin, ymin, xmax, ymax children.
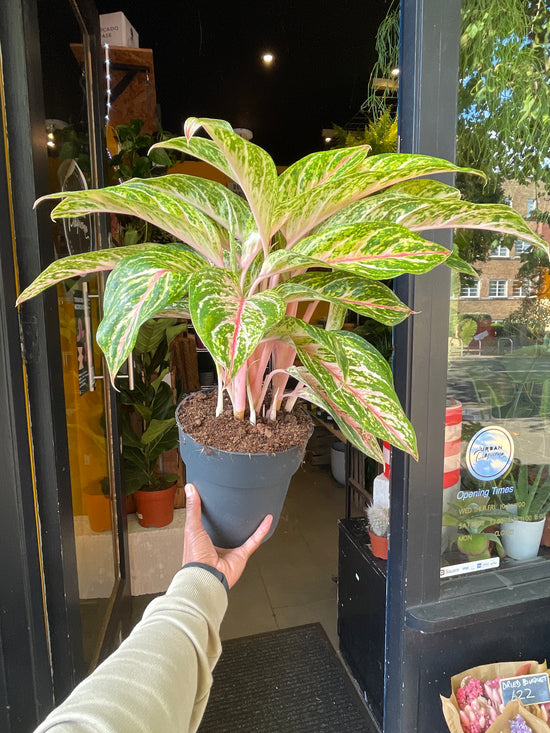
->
<box><xmin>275</xmin><ymin>272</ymin><xmax>412</xmax><ymax>325</ymax></box>
<box><xmin>188</xmin><ymin>267</ymin><xmax>286</xmax><ymax>377</ymax></box>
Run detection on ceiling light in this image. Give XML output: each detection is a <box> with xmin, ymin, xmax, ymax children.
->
<box><xmin>262</xmin><ymin>52</ymin><xmax>274</xmax><ymax>66</ymax></box>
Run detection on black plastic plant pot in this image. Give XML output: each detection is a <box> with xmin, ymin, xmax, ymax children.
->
<box><xmin>177</xmin><ymin>409</ymin><xmax>312</xmax><ymax>548</ymax></box>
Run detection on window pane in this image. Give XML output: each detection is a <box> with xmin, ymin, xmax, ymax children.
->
<box><xmin>443</xmin><ymin>4</ymin><xmax>550</xmax><ymax>581</ymax></box>
<box><xmin>488</xmin><ymin>279</ymin><xmax>507</xmax><ymax>297</ymax></box>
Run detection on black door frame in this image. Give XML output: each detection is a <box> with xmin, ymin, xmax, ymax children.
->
<box><xmin>0</xmin><ymin>1</ymin><xmax>130</xmax><ymax>728</ymax></box>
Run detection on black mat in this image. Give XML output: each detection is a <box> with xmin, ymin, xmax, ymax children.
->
<box><xmin>198</xmin><ymin>623</ymin><xmax>377</xmax><ymax>733</ymax></box>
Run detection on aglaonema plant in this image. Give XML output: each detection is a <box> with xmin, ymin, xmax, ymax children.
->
<box><xmin>17</xmin><ymin>117</ymin><xmax>549</xmax><ymax>463</ymax></box>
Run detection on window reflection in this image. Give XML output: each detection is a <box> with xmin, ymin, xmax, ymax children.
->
<box><xmin>442</xmin><ymin>2</ymin><xmax>550</xmax><ymax>577</ymax></box>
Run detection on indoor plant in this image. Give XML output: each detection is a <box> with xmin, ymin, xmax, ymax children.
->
<box><xmin>366</xmin><ymin>503</ymin><xmax>389</xmax><ymax>559</ymax></box>
<box><xmin>498</xmin><ymin>463</ymin><xmax>550</xmax><ymax>560</ymax></box>
<box><xmin>17</xmin><ymin>117</ymin><xmax>548</xmax><ymax>546</ymax></box>
<box><xmin>120</xmin><ymin>318</ymin><xmax>186</xmax><ymax>527</ymax></box>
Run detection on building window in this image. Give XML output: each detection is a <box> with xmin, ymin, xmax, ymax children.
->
<box><xmin>460</xmin><ymin>281</ymin><xmax>480</xmax><ymax>298</ymax></box>
<box><xmin>514</xmin><ymin>240</ymin><xmax>532</xmax><ymax>256</ymax></box>
<box><xmin>489</xmin><ymin>279</ymin><xmax>508</xmax><ymax>298</ymax></box>
<box><xmin>490</xmin><ymin>244</ymin><xmax>510</xmax><ymax>258</ymax></box>
<box><xmin>527</xmin><ymin>198</ymin><xmax>536</xmax><ymax>215</ymax></box>
<box><xmin>512</xmin><ymin>279</ymin><xmax>530</xmax><ymax>297</ymax></box>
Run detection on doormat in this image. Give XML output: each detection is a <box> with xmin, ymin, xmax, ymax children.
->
<box><xmin>198</xmin><ymin>622</ymin><xmax>377</xmax><ymax>733</ymax></box>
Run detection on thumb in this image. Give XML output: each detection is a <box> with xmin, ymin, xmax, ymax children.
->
<box><xmin>184</xmin><ymin>483</ymin><xmax>202</xmax><ymax>531</ymax></box>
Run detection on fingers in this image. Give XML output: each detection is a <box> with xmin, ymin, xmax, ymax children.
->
<box><xmin>238</xmin><ymin>514</ymin><xmax>273</xmax><ymax>559</ymax></box>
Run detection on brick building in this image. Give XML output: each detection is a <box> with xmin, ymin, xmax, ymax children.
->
<box><xmin>455</xmin><ymin>180</ymin><xmax>550</xmax><ymax>324</ymax></box>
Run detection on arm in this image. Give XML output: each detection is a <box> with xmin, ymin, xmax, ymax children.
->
<box><xmin>34</xmin><ymin>484</ymin><xmax>272</xmax><ymax>733</ymax></box>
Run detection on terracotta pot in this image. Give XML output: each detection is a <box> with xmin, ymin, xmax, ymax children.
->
<box><xmin>84</xmin><ymin>492</ymin><xmax>111</xmax><ymax>532</ymax></box>
<box><xmin>125</xmin><ymin>492</ymin><xmax>137</xmax><ymax>514</ymax></box>
<box><xmin>541</xmin><ymin>513</ymin><xmax>550</xmax><ymax>547</ymax></box>
<box><xmin>135</xmin><ymin>483</ymin><xmax>177</xmax><ymax>528</ymax></box>
<box><xmin>369</xmin><ymin>530</ymin><xmax>388</xmax><ymax>560</ymax></box>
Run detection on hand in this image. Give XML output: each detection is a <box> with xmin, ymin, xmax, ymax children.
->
<box><xmin>182</xmin><ymin>483</ymin><xmax>273</xmax><ymax>589</ymax></box>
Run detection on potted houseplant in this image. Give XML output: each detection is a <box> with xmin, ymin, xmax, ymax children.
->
<box><xmin>120</xmin><ymin>318</ymin><xmax>186</xmax><ymax>527</ymax></box>
<box><xmin>442</xmin><ymin>500</ymin><xmax>511</xmax><ymax>561</ymax></box>
<box><xmin>17</xmin><ymin>116</ymin><xmax>548</xmax><ymax>547</ymax></box>
<box><xmin>366</xmin><ymin>503</ymin><xmax>389</xmax><ymax>559</ymax></box>
<box><xmin>499</xmin><ymin>463</ymin><xmax>550</xmax><ymax>560</ymax></box>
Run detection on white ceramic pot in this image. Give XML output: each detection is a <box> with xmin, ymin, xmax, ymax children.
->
<box><xmin>500</xmin><ymin>516</ymin><xmax>546</xmax><ymax>561</ymax></box>
<box><xmin>330</xmin><ymin>441</ymin><xmax>346</xmax><ymax>485</ymax></box>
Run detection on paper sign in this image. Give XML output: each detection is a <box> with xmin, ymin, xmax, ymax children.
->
<box><xmin>500</xmin><ymin>672</ymin><xmax>550</xmax><ymax>706</ymax></box>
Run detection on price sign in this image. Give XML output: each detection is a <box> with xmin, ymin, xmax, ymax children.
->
<box><xmin>500</xmin><ymin>672</ymin><xmax>550</xmax><ymax>706</ymax></box>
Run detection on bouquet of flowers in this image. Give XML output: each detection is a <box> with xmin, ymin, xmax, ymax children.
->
<box><xmin>441</xmin><ymin>661</ymin><xmax>550</xmax><ymax>733</ymax></box>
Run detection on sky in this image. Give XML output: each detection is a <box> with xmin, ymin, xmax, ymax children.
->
<box><xmin>94</xmin><ymin>1</ymin><xmax>390</xmax><ymax>164</ymax></box>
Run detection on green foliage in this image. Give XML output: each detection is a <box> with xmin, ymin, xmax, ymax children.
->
<box><xmin>109</xmin><ymin>119</ymin><xmax>185</xmax><ymax>246</ymax></box>
<box><xmin>498</xmin><ymin>462</ymin><xmax>550</xmax><ymax>520</ymax></box>
<box><xmin>442</xmin><ymin>500</ymin><xmax>510</xmax><ymax>559</ymax></box>
<box><xmin>18</xmin><ymin>118</ymin><xmax>548</xmax><ymax>462</ymax></box>
<box><xmin>458</xmin><ymin>0</ymin><xmax>550</xmax><ymax>190</ymax></box>
<box><xmin>332</xmin><ymin>111</ymin><xmax>398</xmax><ymax>154</ymax></box>
<box><xmin>119</xmin><ymin>318</ymin><xmax>186</xmax><ymax>492</ymax></box>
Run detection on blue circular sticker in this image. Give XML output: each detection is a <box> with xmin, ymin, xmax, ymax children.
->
<box><xmin>466</xmin><ymin>425</ymin><xmax>514</xmax><ymax>481</ymax></box>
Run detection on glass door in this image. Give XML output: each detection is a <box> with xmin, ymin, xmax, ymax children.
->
<box><xmin>37</xmin><ymin>0</ymin><xmax>129</xmax><ymax>671</ymax></box>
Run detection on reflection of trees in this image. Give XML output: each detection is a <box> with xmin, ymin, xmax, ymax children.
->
<box><xmin>502</xmin><ymin>298</ymin><xmax>550</xmax><ymax>342</ymax></box>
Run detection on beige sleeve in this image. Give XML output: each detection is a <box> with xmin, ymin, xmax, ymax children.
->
<box><xmin>33</xmin><ymin>566</ymin><xmax>228</xmax><ymax>733</ymax></box>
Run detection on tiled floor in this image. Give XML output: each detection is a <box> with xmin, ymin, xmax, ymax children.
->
<box><xmin>220</xmin><ymin>453</ymin><xmax>346</xmax><ymax>651</ymax></box>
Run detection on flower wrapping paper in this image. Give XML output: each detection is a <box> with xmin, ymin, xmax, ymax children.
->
<box><xmin>440</xmin><ymin>660</ymin><xmax>550</xmax><ymax>733</ymax></box>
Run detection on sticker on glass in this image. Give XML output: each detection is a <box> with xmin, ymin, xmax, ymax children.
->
<box><xmin>466</xmin><ymin>425</ymin><xmax>514</xmax><ymax>482</ymax></box>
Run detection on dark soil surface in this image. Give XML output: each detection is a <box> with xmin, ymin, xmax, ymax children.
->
<box><xmin>176</xmin><ymin>389</ymin><xmax>313</xmax><ymax>454</ymax></box>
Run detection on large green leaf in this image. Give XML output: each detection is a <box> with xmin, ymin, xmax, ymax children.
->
<box><xmin>184</xmin><ymin>117</ymin><xmax>278</xmax><ymax>251</ymax></box>
<box><xmin>275</xmin><ymin>154</ymin><xmax>484</xmax><ymax>244</ymax></box>
<box><xmin>278</xmin><ymin>145</ymin><xmax>370</xmax><ymax>199</ymax></box>
<box><xmin>278</xmin><ymin>320</ymin><xmax>417</xmax><ymax>458</ymax></box>
<box><xmin>275</xmin><ymin>272</ymin><xmax>411</xmax><ymax>326</ymax></box>
<box><xmin>151</xmin><ymin>136</ymin><xmax>235</xmax><ymax>179</ymax></box>
<box><xmin>40</xmin><ymin>176</ymin><xmax>238</xmax><ymax>264</ymax></box>
<box><xmin>98</xmin><ymin>248</ymin><xmax>201</xmax><ymax>377</ymax></box>
<box><xmin>317</xmin><ymin>192</ymin><xmax>549</xmax><ymax>253</ymax></box>
<box><xmin>287</xmin><ymin>366</ymin><xmax>385</xmax><ymax>461</ymax></box>
<box><xmin>260</xmin><ymin>222</ymin><xmax>451</xmax><ymax>281</ymax></box>
<box><xmin>188</xmin><ymin>267</ymin><xmax>286</xmax><ymax>377</ymax></box>
<box><xmin>16</xmin><ymin>243</ymin><xmax>195</xmax><ymax>304</ymax></box>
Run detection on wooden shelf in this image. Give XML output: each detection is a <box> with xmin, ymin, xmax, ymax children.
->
<box><xmin>311</xmin><ymin>412</ymin><xmax>345</xmax><ymax>442</ymax></box>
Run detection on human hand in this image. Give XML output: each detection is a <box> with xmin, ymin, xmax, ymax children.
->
<box><xmin>182</xmin><ymin>483</ymin><xmax>273</xmax><ymax>589</ymax></box>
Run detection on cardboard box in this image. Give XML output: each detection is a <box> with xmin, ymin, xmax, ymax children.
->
<box><xmin>100</xmin><ymin>12</ymin><xmax>139</xmax><ymax>48</ymax></box>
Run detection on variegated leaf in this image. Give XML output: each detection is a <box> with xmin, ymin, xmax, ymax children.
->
<box><xmin>16</xmin><ymin>243</ymin><xmax>202</xmax><ymax>304</ymax></box>
<box><xmin>275</xmin><ymin>154</ymin><xmax>484</xmax><ymax>244</ymax></box>
<box><xmin>40</xmin><ymin>176</ymin><xmax>236</xmax><ymax>264</ymax></box>
<box><xmin>188</xmin><ymin>268</ymin><xmax>286</xmax><ymax>377</ymax></box>
<box><xmin>277</xmin><ymin>320</ymin><xmax>417</xmax><ymax>457</ymax></box>
<box><xmin>151</xmin><ymin>136</ymin><xmax>235</xmax><ymax>179</ymax></box>
<box><xmin>278</xmin><ymin>145</ymin><xmax>370</xmax><ymax>200</ymax></box>
<box><xmin>287</xmin><ymin>366</ymin><xmax>385</xmax><ymax>461</ymax></box>
<box><xmin>98</xmin><ymin>248</ymin><xmax>202</xmax><ymax>378</ymax></box>
<box><xmin>318</xmin><ymin>193</ymin><xmax>548</xmax><ymax>253</ymax></box>
<box><xmin>384</xmin><ymin>178</ymin><xmax>462</xmax><ymax>199</ymax></box>
<box><xmin>184</xmin><ymin>117</ymin><xmax>278</xmax><ymax>251</ymax></box>
<box><xmin>275</xmin><ymin>272</ymin><xmax>412</xmax><ymax>325</ymax></box>
<box><xmin>260</xmin><ymin>222</ymin><xmax>451</xmax><ymax>281</ymax></box>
